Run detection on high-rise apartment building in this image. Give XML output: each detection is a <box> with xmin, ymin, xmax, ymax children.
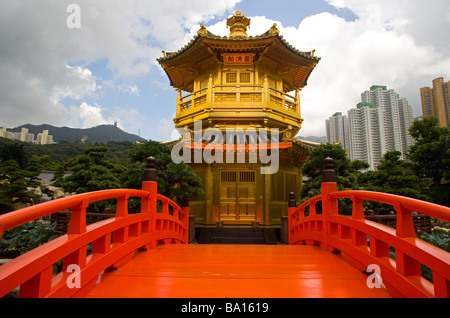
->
<box><xmin>361</xmin><ymin>86</ymin><xmax>404</xmax><ymax>156</ymax></box>
<box><xmin>36</xmin><ymin>130</ymin><xmax>52</xmax><ymax>145</ymax></box>
<box><xmin>398</xmin><ymin>97</ymin><xmax>415</xmax><ymax>155</ymax></box>
<box><xmin>347</xmin><ymin>103</ymin><xmax>382</xmax><ymax>170</ymax></box>
<box><xmin>326</xmin><ymin>112</ymin><xmax>350</xmax><ymax>151</ymax></box>
<box><xmin>0</xmin><ymin>126</ymin><xmax>54</xmax><ymax>145</ymax></box>
<box><xmin>420</xmin><ymin>77</ymin><xmax>450</xmax><ymax>127</ymax></box>
<box><xmin>326</xmin><ymin>85</ymin><xmax>414</xmax><ymax>170</ymax></box>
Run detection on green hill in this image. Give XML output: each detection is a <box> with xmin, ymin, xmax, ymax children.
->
<box><xmin>10</xmin><ymin>124</ymin><xmax>146</xmax><ymax>144</ymax></box>
<box><xmin>297</xmin><ymin>136</ymin><xmax>327</xmax><ymax>144</ymax></box>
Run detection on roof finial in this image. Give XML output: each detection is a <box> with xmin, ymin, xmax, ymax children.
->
<box><xmin>197</xmin><ymin>24</ymin><xmax>208</xmax><ymax>36</ymax></box>
<box><xmin>269</xmin><ymin>23</ymin><xmax>280</xmax><ymax>36</ymax></box>
<box><xmin>227</xmin><ymin>10</ymin><xmax>251</xmax><ymax>37</ymax></box>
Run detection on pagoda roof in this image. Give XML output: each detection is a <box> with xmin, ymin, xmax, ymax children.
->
<box><xmin>161</xmin><ymin>138</ymin><xmax>320</xmax><ymax>151</ymax></box>
<box><xmin>292</xmin><ymin>138</ymin><xmax>321</xmax><ymax>150</ymax></box>
<box><xmin>158</xmin><ymin>27</ymin><xmax>319</xmax><ymax>63</ymax></box>
<box><xmin>158</xmin><ymin>18</ymin><xmax>320</xmax><ymax>92</ymax></box>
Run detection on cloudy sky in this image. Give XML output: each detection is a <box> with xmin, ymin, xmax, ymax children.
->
<box><xmin>1</xmin><ymin>0</ymin><xmax>449</xmax><ymax>141</ymax></box>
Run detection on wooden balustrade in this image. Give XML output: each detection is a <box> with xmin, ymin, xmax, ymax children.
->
<box><xmin>0</xmin><ymin>157</ymin><xmax>189</xmax><ymax>298</ymax></box>
<box><xmin>177</xmin><ymin>84</ymin><xmax>299</xmax><ymax>114</ymax></box>
<box><xmin>289</xmin><ymin>158</ymin><xmax>450</xmax><ymax>298</ymax></box>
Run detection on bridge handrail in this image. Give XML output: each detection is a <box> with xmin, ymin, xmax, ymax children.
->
<box><xmin>330</xmin><ymin>190</ymin><xmax>450</xmax><ymax>224</ymax></box>
<box><xmin>0</xmin><ymin>189</ymin><xmax>149</xmax><ymax>238</ymax></box>
<box><xmin>288</xmin><ymin>158</ymin><xmax>450</xmax><ymax>298</ymax></box>
<box><xmin>0</xmin><ymin>157</ymin><xmax>190</xmax><ymax>298</ymax></box>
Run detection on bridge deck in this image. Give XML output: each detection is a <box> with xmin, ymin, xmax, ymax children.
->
<box><xmin>85</xmin><ymin>244</ymin><xmax>391</xmax><ymax>298</ymax></box>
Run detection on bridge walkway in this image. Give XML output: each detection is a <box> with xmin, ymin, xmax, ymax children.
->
<box><xmin>85</xmin><ymin>244</ymin><xmax>391</xmax><ymax>298</ymax></box>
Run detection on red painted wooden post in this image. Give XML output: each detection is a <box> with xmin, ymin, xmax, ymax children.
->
<box><xmin>92</xmin><ymin>233</ymin><xmax>111</xmax><ymax>254</ymax></box>
<box><xmin>142</xmin><ymin>157</ymin><xmax>158</xmax><ymax>249</ymax></box>
<box><xmin>396</xmin><ymin>251</ymin><xmax>421</xmax><ymax>277</ymax></box>
<box><xmin>113</xmin><ymin>194</ymin><xmax>130</xmax><ymax>244</ymax></box>
<box><xmin>352</xmin><ymin>196</ymin><xmax>365</xmax><ymax>219</ymax></box>
<box><xmin>310</xmin><ymin>201</ymin><xmax>317</xmax><ymax>216</ymax></box>
<box><xmin>63</xmin><ymin>245</ymin><xmax>88</xmax><ymax>273</ymax></box>
<box><xmin>288</xmin><ymin>192</ymin><xmax>296</xmax><ymax>245</ymax></box>
<box><xmin>433</xmin><ymin>273</ymin><xmax>450</xmax><ymax>298</ymax></box>
<box><xmin>19</xmin><ymin>266</ymin><xmax>53</xmax><ymax>298</ymax></box>
<box><xmin>116</xmin><ymin>194</ymin><xmax>129</xmax><ymax>218</ymax></box>
<box><xmin>181</xmin><ymin>198</ymin><xmax>190</xmax><ymax>244</ymax></box>
<box><xmin>67</xmin><ymin>199</ymin><xmax>89</xmax><ymax>234</ymax></box>
<box><xmin>64</xmin><ymin>199</ymin><xmax>89</xmax><ymax>277</ymax></box>
<box><xmin>370</xmin><ymin>238</ymin><xmax>390</xmax><ymax>258</ymax></box>
<box><xmin>394</xmin><ymin>202</ymin><xmax>416</xmax><ymax>238</ymax></box>
<box><xmin>321</xmin><ymin>158</ymin><xmax>338</xmax><ymax>252</ymax></box>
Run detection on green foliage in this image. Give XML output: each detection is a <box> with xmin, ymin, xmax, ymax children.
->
<box><xmin>0</xmin><ymin>221</ymin><xmax>58</xmax><ymax>255</ymax></box>
<box><xmin>408</xmin><ymin>116</ymin><xmax>450</xmax><ymax>187</ymax></box>
<box><xmin>0</xmin><ymin>160</ymin><xmax>39</xmax><ymax>214</ymax></box>
<box><xmin>301</xmin><ymin>144</ymin><xmax>369</xmax><ymax>214</ymax></box>
<box><xmin>99</xmin><ymin>141</ymin><xmax>136</xmax><ymax>165</ymax></box>
<box><xmin>126</xmin><ymin>141</ymin><xmax>204</xmax><ymax>205</ymax></box>
<box><xmin>128</xmin><ymin>140</ymin><xmax>172</xmax><ymax>164</ymax></box>
<box><xmin>302</xmin><ymin>144</ymin><xmax>368</xmax><ymax>195</ymax></box>
<box><xmin>0</xmin><ymin>140</ymin><xmax>29</xmax><ymax>168</ymax></box>
<box><xmin>418</xmin><ymin>229</ymin><xmax>450</xmax><ymax>253</ymax></box>
<box><xmin>361</xmin><ymin>151</ymin><xmax>431</xmax><ymax>201</ymax></box>
<box><xmin>417</xmin><ymin>229</ymin><xmax>450</xmax><ymax>282</ymax></box>
<box><xmin>50</xmin><ymin>164</ymin><xmax>67</xmax><ymax>187</ymax></box>
<box><xmin>407</xmin><ymin>117</ymin><xmax>450</xmax><ymax>206</ymax></box>
<box><xmin>62</xmin><ymin>146</ymin><xmax>127</xmax><ymax>194</ymax></box>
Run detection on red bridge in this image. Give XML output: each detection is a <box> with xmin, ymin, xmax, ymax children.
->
<box><xmin>1</xmin><ymin>158</ymin><xmax>449</xmax><ymax>299</ymax></box>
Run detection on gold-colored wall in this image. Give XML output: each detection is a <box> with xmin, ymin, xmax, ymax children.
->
<box><xmin>187</xmin><ymin>149</ymin><xmax>304</xmax><ymax>228</ymax></box>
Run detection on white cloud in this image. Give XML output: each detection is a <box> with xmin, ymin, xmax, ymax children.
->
<box><xmin>118</xmin><ymin>84</ymin><xmax>140</xmax><ymax>97</ymax></box>
<box><xmin>0</xmin><ymin>0</ymin><xmax>240</xmax><ymax>128</ymax></box>
<box><xmin>66</xmin><ymin>102</ymin><xmax>143</xmax><ymax>134</ymax></box>
<box><xmin>67</xmin><ymin>102</ymin><xmax>108</xmax><ymax>128</ymax></box>
<box><xmin>50</xmin><ymin>65</ymin><xmax>99</xmax><ymax>104</ymax></box>
<box><xmin>197</xmin><ymin>2</ymin><xmax>450</xmax><ymax>137</ymax></box>
<box><xmin>111</xmin><ymin>107</ymin><xmax>142</xmax><ymax>132</ymax></box>
<box><xmin>1</xmin><ymin>0</ymin><xmax>448</xmax><ymax>140</ymax></box>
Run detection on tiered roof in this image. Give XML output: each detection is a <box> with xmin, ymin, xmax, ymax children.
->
<box><xmin>158</xmin><ymin>11</ymin><xmax>320</xmax><ymax>93</ymax></box>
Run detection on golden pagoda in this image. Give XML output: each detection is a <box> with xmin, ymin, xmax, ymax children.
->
<box><xmin>158</xmin><ymin>11</ymin><xmax>320</xmax><ymax>229</ymax></box>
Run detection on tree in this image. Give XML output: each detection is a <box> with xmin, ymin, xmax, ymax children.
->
<box><xmin>0</xmin><ymin>141</ymin><xmax>29</xmax><ymax>168</ymax></box>
<box><xmin>63</xmin><ymin>146</ymin><xmax>127</xmax><ymax>194</ymax></box>
<box><xmin>0</xmin><ymin>160</ymin><xmax>38</xmax><ymax>214</ymax></box>
<box><xmin>408</xmin><ymin>116</ymin><xmax>449</xmax><ymax>187</ymax></box>
<box><xmin>301</xmin><ymin>144</ymin><xmax>369</xmax><ymax>214</ymax></box>
<box><xmin>408</xmin><ymin>117</ymin><xmax>450</xmax><ymax>207</ymax></box>
<box><xmin>361</xmin><ymin>151</ymin><xmax>431</xmax><ymax>212</ymax></box>
<box><xmin>302</xmin><ymin>143</ymin><xmax>369</xmax><ymax>200</ymax></box>
<box><xmin>125</xmin><ymin>141</ymin><xmax>204</xmax><ymax>205</ymax></box>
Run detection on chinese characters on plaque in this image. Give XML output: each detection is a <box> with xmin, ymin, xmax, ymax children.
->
<box><xmin>223</xmin><ymin>53</ymin><xmax>254</xmax><ymax>66</ymax></box>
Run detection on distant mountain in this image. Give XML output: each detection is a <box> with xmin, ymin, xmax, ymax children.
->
<box><xmin>297</xmin><ymin>136</ymin><xmax>327</xmax><ymax>144</ymax></box>
<box><xmin>10</xmin><ymin>124</ymin><xmax>146</xmax><ymax>144</ymax></box>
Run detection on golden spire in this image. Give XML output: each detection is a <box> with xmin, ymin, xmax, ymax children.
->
<box><xmin>226</xmin><ymin>10</ymin><xmax>251</xmax><ymax>37</ymax></box>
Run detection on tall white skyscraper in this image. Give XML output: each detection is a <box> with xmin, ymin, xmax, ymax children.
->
<box><xmin>361</xmin><ymin>86</ymin><xmax>403</xmax><ymax>156</ymax></box>
<box><xmin>326</xmin><ymin>112</ymin><xmax>350</xmax><ymax>152</ymax></box>
<box><xmin>398</xmin><ymin>97</ymin><xmax>415</xmax><ymax>157</ymax></box>
<box><xmin>326</xmin><ymin>85</ymin><xmax>414</xmax><ymax>170</ymax></box>
<box><xmin>348</xmin><ymin>103</ymin><xmax>381</xmax><ymax>170</ymax></box>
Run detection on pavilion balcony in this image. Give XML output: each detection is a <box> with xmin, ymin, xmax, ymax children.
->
<box><xmin>175</xmin><ymin>83</ymin><xmax>301</xmax><ymax>129</ymax></box>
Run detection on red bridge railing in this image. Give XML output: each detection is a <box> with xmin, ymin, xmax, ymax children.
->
<box><xmin>289</xmin><ymin>158</ymin><xmax>450</xmax><ymax>298</ymax></box>
<box><xmin>0</xmin><ymin>157</ymin><xmax>189</xmax><ymax>298</ymax></box>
